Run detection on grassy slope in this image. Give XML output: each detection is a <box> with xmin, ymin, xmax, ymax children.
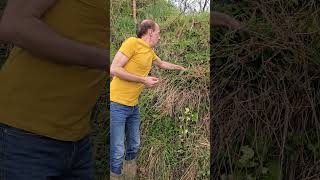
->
<box><xmin>111</xmin><ymin>0</ymin><xmax>210</xmax><ymax>179</ymax></box>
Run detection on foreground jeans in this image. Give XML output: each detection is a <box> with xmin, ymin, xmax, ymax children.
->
<box><xmin>0</xmin><ymin>123</ymin><xmax>94</xmax><ymax>180</ymax></box>
<box><xmin>110</xmin><ymin>102</ymin><xmax>140</xmax><ymax>175</ymax></box>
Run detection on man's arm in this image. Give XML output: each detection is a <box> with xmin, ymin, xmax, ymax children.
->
<box><xmin>211</xmin><ymin>11</ymin><xmax>243</xmax><ymax>30</ymax></box>
<box><xmin>153</xmin><ymin>57</ymin><xmax>186</xmax><ymax>71</ymax></box>
<box><xmin>0</xmin><ymin>0</ymin><xmax>108</xmax><ymax>70</ymax></box>
<box><xmin>110</xmin><ymin>51</ymin><xmax>159</xmax><ymax>87</ymax></box>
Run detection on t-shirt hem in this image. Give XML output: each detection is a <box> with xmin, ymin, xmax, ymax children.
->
<box><xmin>0</xmin><ymin>118</ymin><xmax>90</xmax><ymax>142</ymax></box>
<box><xmin>110</xmin><ymin>98</ymin><xmax>138</xmax><ymax>107</ymax></box>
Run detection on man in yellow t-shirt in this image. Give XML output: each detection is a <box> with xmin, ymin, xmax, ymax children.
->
<box><xmin>109</xmin><ymin>19</ymin><xmax>186</xmax><ymax>178</ymax></box>
<box><xmin>0</xmin><ymin>0</ymin><xmax>108</xmax><ymax>179</ymax></box>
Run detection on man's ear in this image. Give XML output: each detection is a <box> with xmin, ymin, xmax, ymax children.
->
<box><xmin>147</xmin><ymin>29</ymin><xmax>153</xmax><ymax>35</ymax></box>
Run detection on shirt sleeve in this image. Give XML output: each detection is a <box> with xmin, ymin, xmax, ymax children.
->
<box><xmin>152</xmin><ymin>51</ymin><xmax>158</xmax><ymax>61</ymax></box>
<box><xmin>118</xmin><ymin>37</ymin><xmax>136</xmax><ymax>59</ymax></box>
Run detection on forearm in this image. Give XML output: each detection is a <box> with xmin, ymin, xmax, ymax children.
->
<box><xmin>111</xmin><ymin>67</ymin><xmax>144</xmax><ymax>83</ymax></box>
<box><xmin>159</xmin><ymin>61</ymin><xmax>183</xmax><ymax>70</ymax></box>
<box><xmin>0</xmin><ymin>17</ymin><xmax>108</xmax><ymax>70</ymax></box>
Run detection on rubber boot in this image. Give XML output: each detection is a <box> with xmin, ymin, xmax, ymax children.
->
<box><xmin>123</xmin><ymin>159</ymin><xmax>137</xmax><ymax>180</ymax></box>
<box><xmin>110</xmin><ymin>171</ymin><xmax>124</xmax><ymax>180</ymax></box>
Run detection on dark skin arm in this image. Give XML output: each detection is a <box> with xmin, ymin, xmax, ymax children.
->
<box><xmin>0</xmin><ymin>0</ymin><xmax>108</xmax><ymax>71</ymax></box>
<box><xmin>211</xmin><ymin>11</ymin><xmax>244</xmax><ymax>30</ymax></box>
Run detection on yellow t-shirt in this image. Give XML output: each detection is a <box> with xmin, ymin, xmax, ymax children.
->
<box><xmin>0</xmin><ymin>0</ymin><xmax>108</xmax><ymax>141</ymax></box>
<box><xmin>110</xmin><ymin>37</ymin><xmax>157</xmax><ymax>106</ymax></box>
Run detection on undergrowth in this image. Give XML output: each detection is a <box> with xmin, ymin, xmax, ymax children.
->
<box><xmin>212</xmin><ymin>0</ymin><xmax>320</xmax><ymax>179</ymax></box>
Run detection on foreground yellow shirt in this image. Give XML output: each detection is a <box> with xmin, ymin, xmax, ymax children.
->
<box><xmin>0</xmin><ymin>0</ymin><xmax>108</xmax><ymax>141</ymax></box>
<box><xmin>110</xmin><ymin>37</ymin><xmax>157</xmax><ymax>106</ymax></box>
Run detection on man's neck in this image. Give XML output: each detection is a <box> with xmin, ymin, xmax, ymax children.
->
<box><xmin>141</xmin><ymin>36</ymin><xmax>152</xmax><ymax>47</ymax></box>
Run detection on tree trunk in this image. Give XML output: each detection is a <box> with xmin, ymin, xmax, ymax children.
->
<box><xmin>203</xmin><ymin>0</ymin><xmax>209</xmax><ymax>12</ymax></box>
<box><xmin>132</xmin><ymin>0</ymin><xmax>137</xmax><ymax>25</ymax></box>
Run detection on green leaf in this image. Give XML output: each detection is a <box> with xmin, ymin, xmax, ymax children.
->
<box><xmin>262</xmin><ymin>160</ymin><xmax>281</xmax><ymax>180</ymax></box>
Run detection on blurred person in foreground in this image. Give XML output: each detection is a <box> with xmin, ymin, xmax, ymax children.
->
<box><xmin>0</xmin><ymin>0</ymin><xmax>108</xmax><ymax>179</ymax></box>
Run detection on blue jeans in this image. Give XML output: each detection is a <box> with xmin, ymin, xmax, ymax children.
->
<box><xmin>110</xmin><ymin>102</ymin><xmax>140</xmax><ymax>175</ymax></box>
<box><xmin>0</xmin><ymin>123</ymin><xmax>95</xmax><ymax>180</ymax></box>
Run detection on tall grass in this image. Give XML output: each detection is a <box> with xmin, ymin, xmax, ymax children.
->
<box><xmin>212</xmin><ymin>0</ymin><xmax>320</xmax><ymax>179</ymax></box>
<box><xmin>111</xmin><ymin>0</ymin><xmax>210</xmax><ymax>179</ymax></box>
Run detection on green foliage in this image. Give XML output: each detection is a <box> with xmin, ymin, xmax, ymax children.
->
<box><xmin>220</xmin><ymin>144</ymin><xmax>281</xmax><ymax>180</ymax></box>
<box><xmin>0</xmin><ymin>0</ymin><xmax>9</xmax><ymax>69</ymax></box>
<box><xmin>237</xmin><ymin>146</ymin><xmax>257</xmax><ymax>168</ymax></box>
<box><xmin>90</xmin><ymin>89</ymin><xmax>108</xmax><ymax>177</ymax></box>
<box><xmin>0</xmin><ymin>45</ymin><xmax>11</xmax><ymax>68</ymax></box>
<box><xmin>176</xmin><ymin>107</ymin><xmax>199</xmax><ymax>148</ymax></box>
<box><xmin>137</xmin><ymin>0</ymin><xmax>179</xmax><ymax>21</ymax></box>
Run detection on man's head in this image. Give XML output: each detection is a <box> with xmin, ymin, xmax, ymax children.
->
<box><xmin>137</xmin><ymin>19</ymin><xmax>160</xmax><ymax>47</ymax></box>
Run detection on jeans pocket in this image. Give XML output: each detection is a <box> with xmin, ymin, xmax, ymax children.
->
<box><xmin>3</xmin><ymin>125</ymin><xmax>42</xmax><ymax>139</ymax></box>
<box><xmin>110</xmin><ymin>102</ymin><xmax>122</xmax><ymax>110</ymax></box>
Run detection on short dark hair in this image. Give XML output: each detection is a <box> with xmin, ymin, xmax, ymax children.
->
<box><xmin>136</xmin><ymin>20</ymin><xmax>156</xmax><ymax>38</ymax></box>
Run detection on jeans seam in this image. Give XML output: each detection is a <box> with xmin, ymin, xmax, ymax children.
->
<box><xmin>0</xmin><ymin>129</ymin><xmax>6</xmax><ymax>180</ymax></box>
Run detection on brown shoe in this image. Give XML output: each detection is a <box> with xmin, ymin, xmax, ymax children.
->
<box><xmin>110</xmin><ymin>171</ymin><xmax>124</xmax><ymax>180</ymax></box>
<box><xmin>123</xmin><ymin>159</ymin><xmax>137</xmax><ymax>180</ymax></box>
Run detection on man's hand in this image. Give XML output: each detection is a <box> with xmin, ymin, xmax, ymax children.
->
<box><xmin>142</xmin><ymin>76</ymin><xmax>159</xmax><ymax>88</ymax></box>
<box><xmin>175</xmin><ymin>64</ymin><xmax>187</xmax><ymax>71</ymax></box>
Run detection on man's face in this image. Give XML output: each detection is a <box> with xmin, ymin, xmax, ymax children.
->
<box><xmin>150</xmin><ymin>24</ymin><xmax>160</xmax><ymax>47</ymax></box>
